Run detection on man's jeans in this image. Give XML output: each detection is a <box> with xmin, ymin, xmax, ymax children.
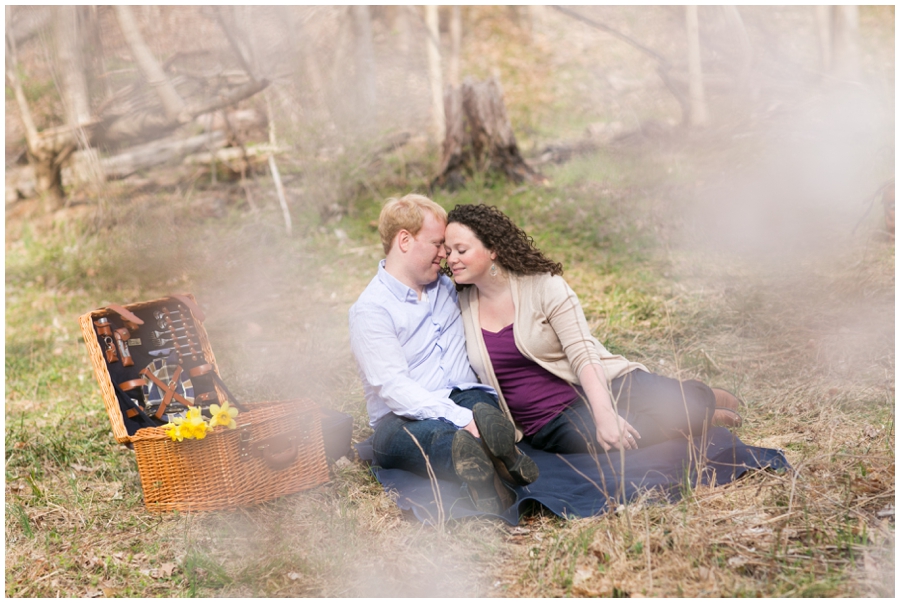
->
<box><xmin>526</xmin><ymin>370</ymin><xmax>717</xmax><ymax>454</ymax></box>
<box><xmin>372</xmin><ymin>388</ymin><xmax>500</xmax><ymax>481</ymax></box>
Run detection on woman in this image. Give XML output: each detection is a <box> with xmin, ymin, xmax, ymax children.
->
<box><xmin>444</xmin><ymin>204</ymin><xmax>742</xmax><ymax>454</ymax></box>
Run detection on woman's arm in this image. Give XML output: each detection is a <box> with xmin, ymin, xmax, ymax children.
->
<box><xmin>579</xmin><ymin>364</ymin><xmax>641</xmax><ymax>451</ymax></box>
<box><xmin>541</xmin><ymin>276</ymin><xmax>604</xmax><ymax>377</ymax></box>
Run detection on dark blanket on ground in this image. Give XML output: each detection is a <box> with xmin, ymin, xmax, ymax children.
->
<box><xmin>356</xmin><ymin>426</ymin><xmax>790</xmax><ymax>525</ymax></box>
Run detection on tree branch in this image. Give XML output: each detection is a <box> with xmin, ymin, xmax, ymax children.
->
<box><xmin>185</xmin><ymin>78</ymin><xmax>270</xmax><ymax>120</ymax></box>
<box><xmin>551</xmin><ymin>6</ymin><xmax>670</xmax><ymax>67</ymax></box>
<box><xmin>5</xmin><ymin>32</ymin><xmax>42</xmax><ymax>152</ymax></box>
<box><xmin>210</xmin><ymin>6</ymin><xmax>257</xmax><ymax>79</ymax></box>
<box><xmin>8</xmin><ymin>6</ymin><xmax>53</xmax><ymax>48</ymax></box>
<box><xmin>114</xmin><ymin>5</ymin><xmax>187</xmax><ymax>121</ymax></box>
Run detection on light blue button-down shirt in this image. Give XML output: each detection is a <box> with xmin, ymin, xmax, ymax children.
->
<box><xmin>349</xmin><ymin>260</ymin><xmax>494</xmax><ymax>429</ymax></box>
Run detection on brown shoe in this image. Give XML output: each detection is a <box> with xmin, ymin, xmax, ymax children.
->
<box><xmin>711</xmin><ymin>388</ymin><xmax>744</xmax><ymax>428</ymax></box>
<box><xmin>472</xmin><ymin>403</ymin><xmax>539</xmax><ymax>486</ymax></box>
<box><xmin>452</xmin><ymin>430</ymin><xmax>505</xmax><ymax>514</ymax></box>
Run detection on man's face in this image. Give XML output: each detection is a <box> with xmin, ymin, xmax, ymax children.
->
<box><xmin>406</xmin><ymin>212</ymin><xmax>447</xmax><ymax>288</ymax></box>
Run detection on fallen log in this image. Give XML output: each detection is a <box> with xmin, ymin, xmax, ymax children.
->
<box><xmin>182</xmin><ymin>143</ymin><xmax>287</xmax><ymax>170</ymax></box>
<box><xmin>82</xmin><ymin>131</ymin><xmax>227</xmax><ymax>180</ymax></box>
<box><xmin>6</xmin><ymin>131</ymin><xmax>227</xmax><ymax>203</ymax></box>
<box><xmin>532</xmin><ymin>139</ymin><xmax>602</xmax><ymax>166</ymax></box>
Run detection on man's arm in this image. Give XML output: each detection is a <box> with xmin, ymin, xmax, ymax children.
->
<box><xmin>349</xmin><ymin>305</ymin><xmax>474</xmax><ymax>428</ymax></box>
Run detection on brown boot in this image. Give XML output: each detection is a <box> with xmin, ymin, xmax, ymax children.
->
<box><xmin>472</xmin><ymin>403</ymin><xmax>539</xmax><ymax>485</ymax></box>
<box><xmin>452</xmin><ymin>430</ymin><xmax>507</xmax><ymax>514</ymax></box>
<box><xmin>711</xmin><ymin>388</ymin><xmax>744</xmax><ymax>428</ymax></box>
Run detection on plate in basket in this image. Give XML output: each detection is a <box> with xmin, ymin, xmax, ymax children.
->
<box><xmin>141</xmin><ymin>356</ymin><xmax>194</xmax><ymax>422</ymax></box>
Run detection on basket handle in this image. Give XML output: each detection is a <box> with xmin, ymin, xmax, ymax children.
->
<box><xmin>106</xmin><ymin>304</ymin><xmax>144</xmax><ymax>329</ymax></box>
<box><xmin>170</xmin><ymin>294</ymin><xmax>206</xmax><ymax>322</ymax></box>
<box><xmin>249</xmin><ymin>431</ymin><xmax>299</xmax><ymax>471</ymax></box>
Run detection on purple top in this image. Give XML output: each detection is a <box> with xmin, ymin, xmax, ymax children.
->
<box><xmin>482</xmin><ymin>324</ymin><xmax>578</xmax><ymax>435</ymax></box>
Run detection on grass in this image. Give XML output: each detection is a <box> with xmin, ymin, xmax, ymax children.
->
<box><xmin>6</xmin><ymin>6</ymin><xmax>894</xmax><ymax>595</ymax></box>
<box><xmin>6</xmin><ymin>127</ymin><xmax>893</xmax><ymax>596</ymax></box>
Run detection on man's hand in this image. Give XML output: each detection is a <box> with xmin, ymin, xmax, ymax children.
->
<box><xmin>594</xmin><ymin>406</ymin><xmax>641</xmax><ymax>451</ymax></box>
<box><xmin>462</xmin><ymin>419</ymin><xmax>480</xmax><ymax>439</ymax></box>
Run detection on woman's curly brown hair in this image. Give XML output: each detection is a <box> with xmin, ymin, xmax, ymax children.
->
<box><xmin>446</xmin><ymin>204</ymin><xmax>563</xmax><ymax>279</ymax></box>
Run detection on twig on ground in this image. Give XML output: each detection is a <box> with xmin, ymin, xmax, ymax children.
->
<box><xmin>268</xmin><ymin>155</ymin><xmax>292</xmax><ymax>236</ymax></box>
<box><xmin>403</xmin><ymin>426</ymin><xmax>444</xmax><ymax>528</ymax></box>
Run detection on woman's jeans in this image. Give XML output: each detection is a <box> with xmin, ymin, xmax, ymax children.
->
<box><xmin>372</xmin><ymin>388</ymin><xmax>500</xmax><ymax>480</ymax></box>
<box><xmin>525</xmin><ymin>370</ymin><xmax>716</xmax><ymax>454</ymax></box>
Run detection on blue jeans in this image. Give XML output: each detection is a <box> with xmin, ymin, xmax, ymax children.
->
<box><xmin>526</xmin><ymin>371</ymin><xmax>716</xmax><ymax>454</ymax></box>
<box><xmin>372</xmin><ymin>388</ymin><xmax>500</xmax><ymax>480</ymax></box>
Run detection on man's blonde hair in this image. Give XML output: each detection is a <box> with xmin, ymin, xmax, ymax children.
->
<box><xmin>378</xmin><ymin>194</ymin><xmax>447</xmax><ymax>254</ymax></box>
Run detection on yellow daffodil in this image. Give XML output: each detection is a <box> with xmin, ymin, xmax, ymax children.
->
<box><xmin>164</xmin><ymin>408</ymin><xmax>210</xmax><ymax>441</ymax></box>
<box><xmin>192</xmin><ymin>420</ymin><xmax>208</xmax><ymax>440</ymax></box>
<box><xmin>181</xmin><ymin>407</ymin><xmax>208</xmax><ymax>440</ymax></box>
<box><xmin>164</xmin><ymin>423</ymin><xmax>184</xmax><ymax>442</ymax></box>
<box><xmin>209</xmin><ymin>401</ymin><xmax>239</xmax><ymax>430</ymax></box>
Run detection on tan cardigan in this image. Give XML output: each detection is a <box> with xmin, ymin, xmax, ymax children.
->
<box><xmin>458</xmin><ymin>272</ymin><xmax>646</xmax><ymax>439</ymax></box>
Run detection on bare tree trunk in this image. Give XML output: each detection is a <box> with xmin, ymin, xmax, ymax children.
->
<box><xmin>832</xmin><ymin>5</ymin><xmax>860</xmax><ymax>79</ymax></box>
<box><xmin>56</xmin><ymin>6</ymin><xmax>91</xmax><ymax>126</ymax></box>
<box><xmin>114</xmin><ymin>5</ymin><xmax>186</xmax><ymax>122</ymax></box>
<box><xmin>56</xmin><ymin>6</ymin><xmax>105</xmax><ymax>192</ymax></box>
<box><xmin>394</xmin><ymin>6</ymin><xmax>411</xmax><ymax>56</ymax></box>
<box><xmin>8</xmin><ymin>6</ymin><xmax>54</xmax><ymax>47</ymax></box>
<box><xmin>528</xmin><ymin>6</ymin><xmax>546</xmax><ymax>38</ymax></box>
<box><xmin>685</xmin><ymin>6</ymin><xmax>709</xmax><ymax>127</ymax></box>
<box><xmin>436</xmin><ymin>85</ymin><xmax>466</xmax><ymax>189</ymax></box>
<box><xmin>352</xmin><ymin>5</ymin><xmax>377</xmax><ymax>123</ymax></box>
<box><xmin>448</xmin><ymin>6</ymin><xmax>462</xmax><ymax>88</ymax></box>
<box><xmin>287</xmin><ymin>7</ymin><xmax>329</xmax><ymax>120</ymax></box>
<box><xmin>433</xmin><ymin>77</ymin><xmax>543</xmax><ymax>189</ymax></box>
<box><xmin>426</xmin><ymin>5</ymin><xmax>445</xmax><ymax>144</ymax></box>
<box><xmin>213</xmin><ymin>5</ymin><xmax>256</xmax><ymax>77</ymax></box>
<box><xmin>6</xmin><ymin>18</ymin><xmax>72</xmax><ymax>210</ymax></box>
<box><xmin>721</xmin><ymin>6</ymin><xmax>752</xmax><ymax>92</ymax></box>
<box><xmin>815</xmin><ymin>6</ymin><xmax>833</xmax><ymax>72</ymax></box>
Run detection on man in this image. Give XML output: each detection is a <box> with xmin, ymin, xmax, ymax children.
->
<box><xmin>349</xmin><ymin>194</ymin><xmax>538</xmax><ymax>514</ymax></box>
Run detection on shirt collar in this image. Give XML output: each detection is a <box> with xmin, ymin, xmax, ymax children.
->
<box><xmin>376</xmin><ymin>259</ymin><xmax>438</xmax><ymax>303</ymax></box>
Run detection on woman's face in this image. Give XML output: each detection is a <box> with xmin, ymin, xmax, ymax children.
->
<box><xmin>444</xmin><ymin>222</ymin><xmax>495</xmax><ymax>286</ymax></box>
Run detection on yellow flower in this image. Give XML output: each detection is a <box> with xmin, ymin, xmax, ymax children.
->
<box><xmin>162</xmin><ymin>408</ymin><xmax>211</xmax><ymax>441</ymax></box>
<box><xmin>179</xmin><ymin>421</ymin><xmax>195</xmax><ymax>440</ymax></box>
<box><xmin>209</xmin><ymin>401</ymin><xmax>239</xmax><ymax>430</ymax></box>
<box><xmin>192</xmin><ymin>419</ymin><xmax>208</xmax><ymax>440</ymax></box>
<box><xmin>180</xmin><ymin>407</ymin><xmax>208</xmax><ymax>440</ymax></box>
<box><xmin>164</xmin><ymin>423</ymin><xmax>183</xmax><ymax>442</ymax></box>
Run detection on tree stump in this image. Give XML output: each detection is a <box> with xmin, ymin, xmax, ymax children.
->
<box><xmin>432</xmin><ymin>77</ymin><xmax>544</xmax><ymax>190</ymax></box>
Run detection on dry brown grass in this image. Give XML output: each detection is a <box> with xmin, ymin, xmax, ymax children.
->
<box><xmin>6</xmin><ymin>6</ymin><xmax>893</xmax><ymax>597</ymax></box>
<box><xmin>7</xmin><ymin>143</ymin><xmax>894</xmax><ymax>597</ymax></box>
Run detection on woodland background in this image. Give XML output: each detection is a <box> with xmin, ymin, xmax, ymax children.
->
<box><xmin>5</xmin><ymin>5</ymin><xmax>895</xmax><ymax>597</ymax></box>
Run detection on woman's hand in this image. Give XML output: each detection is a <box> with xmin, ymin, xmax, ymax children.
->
<box><xmin>578</xmin><ymin>364</ymin><xmax>641</xmax><ymax>451</ymax></box>
<box><xmin>594</xmin><ymin>406</ymin><xmax>641</xmax><ymax>451</ymax></box>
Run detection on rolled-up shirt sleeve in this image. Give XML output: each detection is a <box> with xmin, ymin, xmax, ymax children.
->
<box><xmin>349</xmin><ymin>304</ymin><xmax>474</xmax><ymax>428</ymax></box>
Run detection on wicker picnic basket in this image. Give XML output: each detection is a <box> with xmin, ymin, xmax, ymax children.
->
<box><xmin>80</xmin><ymin>295</ymin><xmax>330</xmax><ymax>513</ymax></box>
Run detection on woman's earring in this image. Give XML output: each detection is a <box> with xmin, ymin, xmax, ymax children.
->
<box><xmin>490</xmin><ymin>263</ymin><xmax>498</xmax><ymax>277</ymax></box>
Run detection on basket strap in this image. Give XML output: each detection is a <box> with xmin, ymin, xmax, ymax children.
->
<box><xmin>170</xmin><ymin>294</ymin><xmax>205</xmax><ymax>322</ymax></box>
<box><xmin>187</xmin><ymin>363</ymin><xmax>245</xmax><ymax>411</ymax></box>
<box><xmin>209</xmin><ymin>371</ymin><xmax>246</xmax><ymax>411</ymax></box>
<box><xmin>244</xmin><ymin>430</ymin><xmax>300</xmax><ymax>470</ymax></box>
<box><xmin>139</xmin><ymin>364</ymin><xmax>193</xmax><ymax>419</ymax></box>
<box><xmin>112</xmin><ymin>382</ymin><xmax>159</xmax><ymax>427</ymax></box>
<box><xmin>106</xmin><ymin>304</ymin><xmax>145</xmax><ymax>329</ymax></box>
<box><xmin>118</xmin><ymin>378</ymin><xmax>146</xmax><ymax>392</ymax></box>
